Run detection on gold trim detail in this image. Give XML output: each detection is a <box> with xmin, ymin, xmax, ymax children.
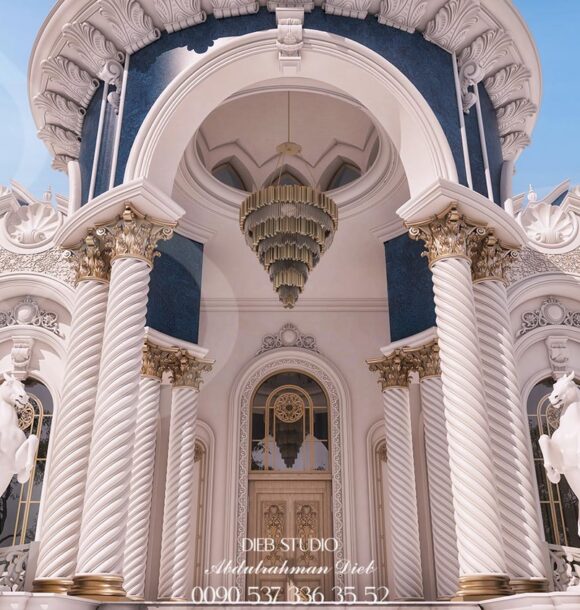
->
<box><xmin>141</xmin><ymin>340</ymin><xmax>173</xmax><ymax>379</ymax></box>
<box><xmin>32</xmin><ymin>577</ymin><xmax>74</xmax><ymax>594</ymax></box>
<box><xmin>68</xmin><ymin>574</ymin><xmax>127</xmax><ymax>600</ymax></box>
<box><xmin>95</xmin><ymin>204</ymin><xmax>175</xmax><ymax>266</ymax></box>
<box><xmin>367</xmin><ymin>349</ymin><xmax>412</xmax><ymax>390</ymax></box>
<box><xmin>273</xmin><ymin>391</ymin><xmax>305</xmax><ymax>423</ymax></box>
<box><xmin>509</xmin><ymin>578</ymin><xmax>549</xmax><ymax>594</ymax></box>
<box><xmin>405</xmin><ymin>340</ymin><xmax>441</xmax><ymax>379</ymax></box>
<box><xmin>64</xmin><ymin>229</ymin><xmax>111</xmax><ymax>284</ymax></box>
<box><xmin>170</xmin><ymin>350</ymin><xmax>214</xmax><ymax>389</ymax></box>
<box><xmin>469</xmin><ymin>229</ymin><xmax>519</xmax><ymax>284</ymax></box>
<box><xmin>452</xmin><ymin>574</ymin><xmax>513</xmax><ymax>601</ymax></box>
<box><xmin>407</xmin><ymin>205</ymin><xmax>484</xmax><ymax>267</ymax></box>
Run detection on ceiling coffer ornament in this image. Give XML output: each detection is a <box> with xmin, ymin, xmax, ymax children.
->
<box><xmin>98</xmin><ymin>0</ymin><xmax>160</xmax><ymax>54</ymax></box>
<box><xmin>422</xmin><ymin>0</ymin><xmax>481</xmax><ymax>53</ymax></box>
<box><xmin>377</xmin><ymin>0</ymin><xmax>427</xmax><ymax>33</ymax></box>
<box><xmin>240</xmin><ymin>185</ymin><xmax>338</xmax><ymax>308</ymax></box>
<box><xmin>153</xmin><ymin>0</ymin><xmax>206</xmax><ymax>32</ymax></box>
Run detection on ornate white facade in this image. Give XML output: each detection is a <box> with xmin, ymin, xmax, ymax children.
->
<box><xmin>1</xmin><ymin>1</ymin><xmax>580</xmax><ymax>609</ymax></box>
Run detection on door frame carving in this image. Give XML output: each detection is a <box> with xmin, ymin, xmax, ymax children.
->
<box><xmin>227</xmin><ymin>348</ymin><xmax>354</xmax><ymax>592</ymax></box>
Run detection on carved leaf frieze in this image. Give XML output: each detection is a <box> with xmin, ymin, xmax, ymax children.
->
<box><xmin>0</xmin><ymin>247</ymin><xmax>75</xmax><ymax>286</ymax></box>
<box><xmin>98</xmin><ymin>0</ymin><xmax>160</xmax><ymax>53</ymax></box>
<box><xmin>62</xmin><ymin>21</ymin><xmax>125</xmax><ymax>75</ymax></box>
<box><xmin>211</xmin><ymin>0</ymin><xmax>259</xmax><ymax>19</ymax></box>
<box><xmin>423</xmin><ymin>0</ymin><xmax>480</xmax><ymax>53</ymax></box>
<box><xmin>323</xmin><ymin>0</ymin><xmax>371</xmax><ymax>20</ymax></box>
<box><xmin>41</xmin><ymin>56</ymin><xmax>100</xmax><ymax>108</ymax></box>
<box><xmin>378</xmin><ymin>0</ymin><xmax>428</xmax><ymax>33</ymax></box>
<box><xmin>153</xmin><ymin>0</ymin><xmax>206</xmax><ymax>33</ymax></box>
<box><xmin>38</xmin><ymin>124</ymin><xmax>81</xmax><ymax>158</ymax></box>
<box><xmin>500</xmin><ymin>131</ymin><xmax>531</xmax><ymax>161</ymax></box>
<box><xmin>484</xmin><ymin>64</ymin><xmax>531</xmax><ymax>109</ymax></box>
<box><xmin>34</xmin><ymin>91</ymin><xmax>85</xmax><ymax>136</ymax></box>
<box><xmin>496</xmin><ymin>98</ymin><xmax>536</xmax><ymax>136</ymax></box>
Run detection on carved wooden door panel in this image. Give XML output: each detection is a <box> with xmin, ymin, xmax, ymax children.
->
<box><xmin>247</xmin><ymin>479</ymin><xmax>333</xmax><ymax>601</ymax></box>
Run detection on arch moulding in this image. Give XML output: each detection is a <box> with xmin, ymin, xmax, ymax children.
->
<box><xmin>225</xmin><ymin>347</ymin><xmax>355</xmax><ymax>592</ymax></box>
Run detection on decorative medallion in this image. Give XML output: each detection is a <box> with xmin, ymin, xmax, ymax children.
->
<box><xmin>16</xmin><ymin>397</ymin><xmax>38</xmax><ymax>432</ymax></box>
<box><xmin>517</xmin><ymin>297</ymin><xmax>580</xmax><ymax>337</ymax></box>
<box><xmin>257</xmin><ymin>323</ymin><xmax>319</xmax><ymax>354</ymax></box>
<box><xmin>273</xmin><ymin>391</ymin><xmax>305</xmax><ymax>423</ymax></box>
<box><xmin>0</xmin><ymin>297</ymin><xmax>60</xmax><ymax>336</ymax></box>
<box><xmin>518</xmin><ymin>201</ymin><xmax>578</xmax><ymax>249</ymax></box>
<box><xmin>4</xmin><ymin>203</ymin><xmax>62</xmax><ymax>249</ymax></box>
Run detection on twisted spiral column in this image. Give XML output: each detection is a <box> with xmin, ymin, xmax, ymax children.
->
<box><xmin>123</xmin><ymin>374</ymin><xmax>162</xmax><ymax>598</ymax></box>
<box><xmin>383</xmin><ymin>387</ymin><xmax>423</xmax><ymax>600</ymax></box>
<box><xmin>431</xmin><ymin>256</ymin><xmax>509</xmax><ymax>594</ymax></box>
<box><xmin>71</xmin><ymin>257</ymin><xmax>152</xmax><ymax>598</ymax></box>
<box><xmin>33</xmin><ymin>278</ymin><xmax>108</xmax><ymax>593</ymax></box>
<box><xmin>420</xmin><ymin>375</ymin><xmax>460</xmax><ymax>599</ymax></box>
<box><xmin>158</xmin><ymin>386</ymin><xmax>199</xmax><ymax>601</ymax></box>
<box><xmin>473</xmin><ymin>279</ymin><xmax>548</xmax><ymax>588</ymax></box>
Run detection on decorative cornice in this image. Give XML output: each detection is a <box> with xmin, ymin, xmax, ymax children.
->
<box><xmin>468</xmin><ymin>229</ymin><xmax>518</xmax><ymax>284</ymax></box>
<box><xmin>406</xmin><ymin>204</ymin><xmax>484</xmax><ymax>267</ymax></box>
<box><xmin>64</xmin><ymin>230</ymin><xmax>112</xmax><ymax>283</ymax></box>
<box><xmin>377</xmin><ymin>0</ymin><xmax>427</xmax><ymax>33</ymax></box>
<box><xmin>169</xmin><ymin>350</ymin><xmax>214</xmax><ymax>389</ymax></box>
<box><xmin>517</xmin><ymin>297</ymin><xmax>580</xmax><ymax>338</ymax></box>
<box><xmin>33</xmin><ymin>91</ymin><xmax>85</xmax><ymax>136</ymax></box>
<box><xmin>95</xmin><ymin>204</ymin><xmax>175</xmax><ymax>265</ymax></box>
<box><xmin>500</xmin><ymin>131</ymin><xmax>531</xmax><ymax>161</ymax></box>
<box><xmin>41</xmin><ymin>56</ymin><xmax>100</xmax><ymax>109</ymax></box>
<box><xmin>496</xmin><ymin>98</ymin><xmax>537</xmax><ymax>137</ymax></box>
<box><xmin>423</xmin><ymin>0</ymin><xmax>480</xmax><ymax>53</ymax></box>
<box><xmin>62</xmin><ymin>21</ymin><xmax>125</xmax><ymax>76</ymax></box>
<box><xmin>367</xmin><ymin>349</ymin><xmax>412</xmax><ymax>390</ymax></box>
<box><xmin>98</xmin><ymin>0</ymin><xmax>160</xmax><ymax>54</ymax></box>
<box><xmin>38</xmin><ymin>124</ymin><xmax>81</xmax><ymax>159</ymax></box>
<box><xmin>457</xmin><ymin>28</ymin><xmax>512</xmax><ymax>112</ymax></box>
<box><xmin>153</xmin><ymin>0</ymin><xmax>206</xmax><ymax>33</ymax></box>
<box><xmin>323</xmin><ymin>0</ymin><xmax>371</xmax><ymax>20</ymax></box>
<box><xmin>484</xmin><ymin>64</ymin><xmax>531</xmax><ymax>109</ymax></box>
<box><xmin>210</xmin><ymin>0</ymin><xmax>259</xmax><ymax>19</ymax></box>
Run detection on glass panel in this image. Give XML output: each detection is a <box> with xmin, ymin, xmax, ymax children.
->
<box><xmin>314</xmin><ymin>411</ymin><xmax>328</xmax><ymax>440</ymax></box>
<box><xmin>251</xmin><ymin>440</ymin><xmax>266</xmax><ymax>471</ymax></box>
<box><xmin>0</xmin><ymin>482</ymin><xmax>20</xmax><ymax>547</ymax></box>
<box><xmin>275</xmin><ymin>419</ymin><xmax>304</xmax><ymax>470</ymax></box>
<box><xmin>327</xmin><ymin>163</ymin><xmax>361</xmax><ymax>190</ymax></box>
<box><xmin>212</xmin><ymin>163</ymin><xmax>246</xmax><ymax>191</ymax></box>
<box><xmin>252</xmin><ymin>411</ymin><xmax>265</xmax><ymax>440</ymax></box>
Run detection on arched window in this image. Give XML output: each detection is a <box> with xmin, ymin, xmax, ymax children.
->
<box><xmin>250</xmin><ymin>371</ymin><xmax>329</xmax><ymax>472</ymax></box>
<box><xmin>326</xmin><ymin>162</ymin><xmax>361</xmax><ymax>190</ymax></box>
<box><xmin>211</xmin><ymin>162</ymin><xmax>247</xmax><ymax>191</ymax></box>
<box><xmin>527</xmin><ymin>377</ymin><xmax>580</xmax><ymax>547</ymax></box>
<box><xmin>0</xmin><ymin>379</ymin><xmax>54</xmax><ymax>547</ymax></box>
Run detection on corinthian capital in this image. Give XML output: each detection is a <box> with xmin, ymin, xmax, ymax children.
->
<box><xmin>65</xmin><ymin>229</ymin><xmax>112</xmax><ymax>283</ymax></box>
<box><xmin>141</xmin><ymin>340</ymin><xmax>173</xmax><ymax>379</ymax></box>
<box><xmin>95</xmin><ymin>204</ymin><xmax>175</xmax><ymax>265</ymax></box>
<box><xmin>168</xmin><ymin>350</ymin><xmax>214</xmax><ymax>390</ymax></box>
<box><xmin>406</xmin><ymin>340</ymin><xmax>441</xmax><ymax>379</ymax></box>
<box><xmin>367</xmin><ymin>349</ymin><xmax>412</xmax><ymax>390</ymax></box>
<box><xmin>407</xmin><ymin>205</ymin><xmax>485</xmax><ymax>267</ymax></box>
<box><xmin>468</xmin><ymin>229</ymin><xmax>519</xmax><ymax>283</ymax></box>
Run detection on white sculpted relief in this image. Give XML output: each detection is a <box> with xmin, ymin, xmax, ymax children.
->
<box><xmin>539</xmin><ymin>372</ymin><xmax>580</xmax><ymax>534</ymax></box>
<box><xmin>0</xmin><ymin>373</ymin><xmax>38</xmax><ymax>497</ymax></box>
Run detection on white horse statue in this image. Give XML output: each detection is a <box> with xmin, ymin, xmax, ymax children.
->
<box><xmin>0</xmin><ymin>373</ymin><xmax>38</xmax><ymax>497</ymax></box>
<box><xmin>539</xmin><ymin>371</ymin><xmax>580</xmax><ymax>535</ymax></box>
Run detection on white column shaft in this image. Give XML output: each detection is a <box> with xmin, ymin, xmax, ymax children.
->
<box><xmin>420</xmin><ymin>376</ymin><xmax>460</xmax><ymax>598</ymax></box>
<box><xmin>383</xmin><ymin>387</ymin><xmax>423</xmax><ymax>599</ymax></box>
<box><xmin>76</xmin><ymin>257</ymin><xmax>151</xmax><ymax>575</ymax></box>
<box><xmin>35</xmin><ymin>280</ymin><xmax>108</xmax><ymax>580</ymax></box>
<box><xmin>431</xmin><ymin>256</ymin><xmax>507</xmax><ymax>575</ymax></box>
<box><xmin>123</xmin><ymin>376</ymin><xmax>162</xmax><ymax>597</ymax></box>
<box><xmin>473</xmin><ymin>279</ymin><xmax>547</xmax><ymax>579</ymax></box>
<box><xmin>158</xmin><ymin>387</ymin><xmax>198</xmax><ymax>600</ymax></box>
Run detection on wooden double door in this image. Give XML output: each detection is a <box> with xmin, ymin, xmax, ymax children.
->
<box><xmin>247</xmin><ymin>478</ymin><xmax>334</xmax><ymax>601</ymax></box>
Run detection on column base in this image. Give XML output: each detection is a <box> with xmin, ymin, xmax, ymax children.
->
<box><xmin>452</xmin><ymin>574</ymin><xmax>513</xmax><ymax>601</ymax></box>
<box><xmin>68</xmin><ymin>574</ymin><xmax>127</xmax><ymax>600</ymax></box>
<box><xmin>32</xmin><ymin>578</ymin><xmax>74</xmax><ymax>593</ymax></box>
<box><xmin>510</xmin><ymin>578</ymin><xmax>549</xmax><ymax>594</ymax></box>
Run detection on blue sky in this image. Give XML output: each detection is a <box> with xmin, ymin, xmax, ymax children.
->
<box><xmin>0</xmin><ymin>1</ymin><xmax>578</xmax><ymax>200</ymax></box>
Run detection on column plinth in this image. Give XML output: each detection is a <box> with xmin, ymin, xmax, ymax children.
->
<box><xmin>70</xmin><ymin>206</ymin><xmax>175</xmax><ymax>600</ymax></box>
<box><xmin>158</xmin><ymin>352</ymin><xmax>213</xmax><ymax>601</ymax></box>
<box><xmin>408</xmin><ymin>206</ymin><xmax>510</xmax><ymax>601</ymax></box>
<box><xmin>368</xmin><ymin>352</ymin><xmax>423</xmax><ymax>600</ymax></box>
<box><xmin>470</xmin><ymin>231</ymin><xmax>548</xmax><ymax>591</ymax></box>
<box><xmin>33</xmin><ymin>232</ymin><xmax>110</xmax><ymax>594</ymax></box>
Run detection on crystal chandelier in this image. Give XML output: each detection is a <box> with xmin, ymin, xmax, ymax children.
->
<box><xmin>239</xmin><ymin>95</ymin><xmax>338</xmax><ymax>308</ymax></box>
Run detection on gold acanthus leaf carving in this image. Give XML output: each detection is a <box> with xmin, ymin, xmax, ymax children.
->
<box><xmin>64</xmin><ymin>229</ymin><xmax>111</xmax><ymax>283</ymax></box>
<box><xmin>95</xmin><ymin>204</ymin><xmax>175</xmax><ymax>265</ymax></box>
<box><xmin>141</xmin><ymin>340</ymin><xmax>174</xmax><ymax>379</ymax></box>
<box><xmin>264</xmin><ymin>504</ymin><xmax>285</xmax><ymax>565</ymax></box>
<box><xmin>367</xmin><ymin>349</ymin><xmax>412</xmax><ymax>390</ymax></box>
<box><xmin>168</xmin><ymin>350</ymin><xmax>214</xmax><ymax>390</ymax></box>
<box><xmin>404</xmin><ymin>340</ymin><xmax>441</xmax><ymax>379</ymax></box>
<box><xmin>468</xmin><ymin>229</ymin><xmax>519</xmax><ymax>283</ymax></box>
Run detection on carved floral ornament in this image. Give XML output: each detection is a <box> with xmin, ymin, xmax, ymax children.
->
<box><xmin>141</xmin><ymin>340</ymin><xmax>214</xmax><ymax>389</ymax></box>
<box><xmin>367</xmin><ymin>339</ymin><xmax>441</xmax><ymax>391</ymax></box>
<box><xmin>0</xmin><ymin>296</ymin><xmax>60</xmax><ymax>336</ymax></box>
<box><xmin>257</xmin><ymin>323</ymin><xmax>318</xmax><ymax>354</ymax></box>
<box><xmin>407</xmin><ymin>205</ymin><xmax>519</xmax><ymax>282</ymax></box>
<box><xmin>517</xmin><ymin>297</ymin><xmax>580</xmax><ymax>338</ymax></box>
<box><xmin>3</xmin><ymin>202</ymin><xmax>62</xmax><ymax>250</ymax></box>
<box><xmin>35</xmin><ymin>0</ymin><xmax>535</xmax><ymax>169</ymax></box>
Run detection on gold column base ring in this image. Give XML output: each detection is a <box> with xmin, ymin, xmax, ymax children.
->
<box><xmin>510</xmin><ymin>578</ymin><xmax>549</xmax><ymax>594</ymax></box>
<box><xmin>32</xmin><ymin>577</ymin><xmax>74</xmax><ymax>594</ymax></box>
<box><xmin>452</xmin><ymin>574</ymin><xmax>513</xmax><ymax>601</ymax></box>
<box><xmin>68</xmin><ymin>574</ymin><xmax>127</xmax><ymax>600</ymax></box>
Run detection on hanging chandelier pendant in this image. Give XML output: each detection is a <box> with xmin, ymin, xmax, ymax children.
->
<box><xmin>240</xmin><ymin>184</ymin><xmax>338</xmax><ymax>308</ymax></box>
